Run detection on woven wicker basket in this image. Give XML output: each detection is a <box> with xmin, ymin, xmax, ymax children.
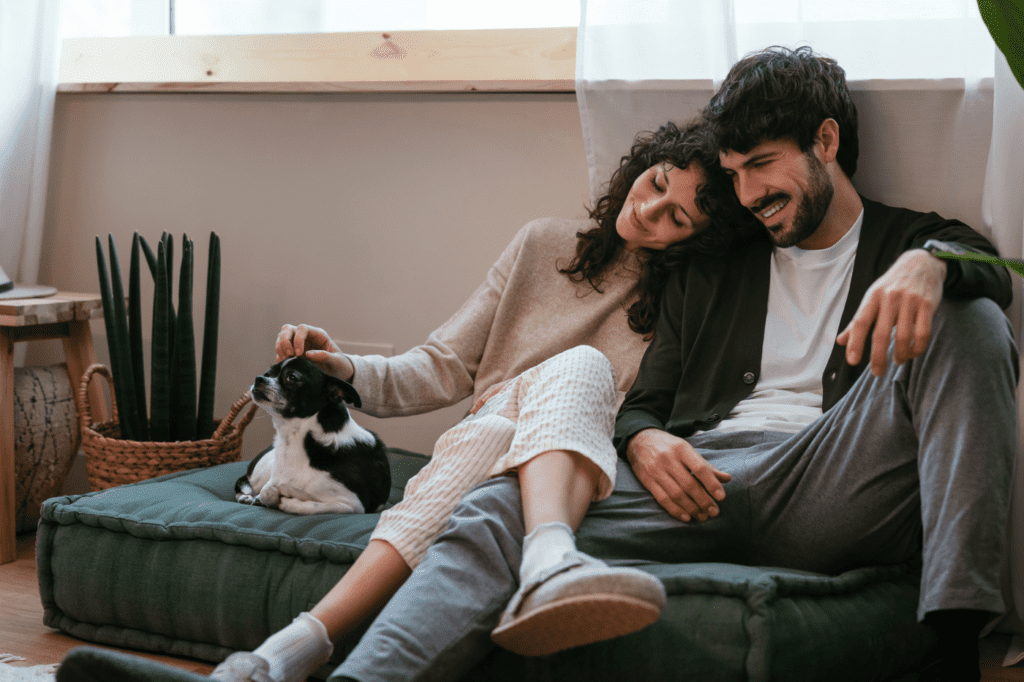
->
<box><xmin>77</xmin><ymin>363</ymin><xmax>258</xmax><ymax>490</ymax></box>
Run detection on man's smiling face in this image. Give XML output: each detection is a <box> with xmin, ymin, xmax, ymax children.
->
<box><xmin>719</xmin><ymin>137</ymin><xmax>834</xmax><ymax>249</ymax></box>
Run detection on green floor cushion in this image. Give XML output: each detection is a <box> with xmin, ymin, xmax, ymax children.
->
<box><xmin>464</xmin><ymin>561</ymin><xmax>933</xmax><ymax>682</ymax></box>
<box><xmin>39</xmin><ymin>450</ymin><xmax>936</xmax><ymax>682</ymax></box>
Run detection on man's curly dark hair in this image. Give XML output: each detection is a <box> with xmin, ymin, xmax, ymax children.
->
<box><xmin>704</xmin><ymin>45</ymin><xmax>860</xmax><ymax>178</ymax></box>
<box><xmin>559</xmin><ymin>119</ymin><xmax>760</xmax><ymax>337</ymax></box>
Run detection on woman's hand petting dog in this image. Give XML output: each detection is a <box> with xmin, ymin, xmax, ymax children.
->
<box><xmin>277</xmin><ymin>323</ymin><xmax>355</xmax><ymax>381</ymax></box>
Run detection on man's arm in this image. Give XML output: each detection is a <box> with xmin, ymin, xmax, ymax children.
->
<box><xmin>614</xmin><ymin>270</ymin><xmax>688</xmax><ymax>454</ymax></box>
<box><xmin>625</xmin><ymin>428</ymin><xmax>731</xmax><ymax>523</ymax></box>
<box><xmin>615</xmin><ymin>270</ymin><xmax>730</xmax><ymax>522</ymax></box>
<box><xmin>837</xmin><ymin>214</ymin><xmax>1012</xmax><ymax>376</ymax></box>
<box><xmin>836</xmin><ymin>249</ymin><xmax>944</xmax><ymax>376</ymax></box>
<box><xmin>911</xmin><ymin>219</ymin><xmax>1012</xmax><ymax>307</ymax></box>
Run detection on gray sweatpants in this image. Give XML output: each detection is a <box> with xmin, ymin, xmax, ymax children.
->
<box><xmin>331</xmin><ymin>298</ymin><xmax>1019</xmax><ymax>682</ymax></box>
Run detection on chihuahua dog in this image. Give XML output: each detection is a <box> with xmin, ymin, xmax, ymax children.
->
<box><xmin>236</xmin><ymin>356</ymin><xmax>391</xmax><ymax>514</ymax></box>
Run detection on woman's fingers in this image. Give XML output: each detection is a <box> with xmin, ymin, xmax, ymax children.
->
<box><xmin>275</xmin><ymin>323</ymin><xmax>342</xmax><ymax>362</ymax></box>
<box><xmin>275</xmin><ymin>324</ymin><xmax>299</xmax><ymax>361</ymax></box>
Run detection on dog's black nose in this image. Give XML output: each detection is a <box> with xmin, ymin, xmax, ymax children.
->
<box><xmin>254</xmin><ymin>376</ymin><xmax>268</xmax><ymax>387</ymax></box>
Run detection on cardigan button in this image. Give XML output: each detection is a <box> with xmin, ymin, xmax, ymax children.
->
<box><xmin>742</xmin><ymin>372</ymin><xmax>756</xmax><ymax>384</ymax></box>
<box><xmin>709</xmin><ymin>414</ymin><xmax>720</xmax><ymax>422</ymax></box>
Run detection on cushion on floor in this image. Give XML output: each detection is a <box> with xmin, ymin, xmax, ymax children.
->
<box><xmin>39</xmin><ymin>451</ymin><xmax>935</xmax><ymax>682</ymax></box>
<box><xmin>463</xmin><ymin>560</ymin><xmax>933</xmax><ymax>682</ymax></box>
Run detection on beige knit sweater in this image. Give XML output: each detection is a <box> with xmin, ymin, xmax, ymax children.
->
<box><xmin>347</xmin><ymin>217</ymin><xmax>651</xmax><ymax>418</ymax></box>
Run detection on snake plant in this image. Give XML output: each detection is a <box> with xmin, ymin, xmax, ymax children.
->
<box><xmin>94</xmin><ymin>231</ymin><xmax>222</xmax><ymax>442</ymax></box>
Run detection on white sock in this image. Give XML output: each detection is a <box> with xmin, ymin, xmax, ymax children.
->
<box><xmin>252</xmin><ymin>612</ymin><xmax>334</xmax><ymax>682</ymax></box>
<box><xmin>519</xmin><ymin>521</ymin><xmax>577</xmax><ymax>586</ymax></box>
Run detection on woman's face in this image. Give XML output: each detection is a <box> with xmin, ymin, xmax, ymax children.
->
<box><xmin>616</xmin><ymin>163</ymin><xmax>709</xmax><ymax>251</ymax></box>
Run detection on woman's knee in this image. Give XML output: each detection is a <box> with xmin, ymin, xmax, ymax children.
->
<box><xmin>537</xmin><ymin>346</ymin><xmax>618</xmax><ymax>397</ymax></box>
<box><xmin>561</xmin><ymin>345</ymin><xmax>616</xmax><ymax>374</ymax></box>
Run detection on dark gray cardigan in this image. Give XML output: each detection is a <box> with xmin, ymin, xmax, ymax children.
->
<box><xmin>615</xmin><ymin>196</ymin><xmax>1013</xmax><ymax>455</ymax></box>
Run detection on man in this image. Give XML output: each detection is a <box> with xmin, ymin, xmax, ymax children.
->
<box><xmin>312</xmin><ymin>46</ymin><xmax>1017</xmax><ymax>682</ymax></box>
<box><xmin>613</xmin><ymin>46</ymin><xmax>1018</xmax><ymax>681</ymax></box>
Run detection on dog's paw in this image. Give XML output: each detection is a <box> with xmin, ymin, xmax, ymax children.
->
<box><xmin>258</xmin><ymin>485</ymin><xmax>280</xmax><ymax>507</ymax></box>
<box><xmin>278</xmin><ymin>497</ymin><xmax>360</xmax><ymax>515</ymax></box>
<box><xmin>236</xmin><ymin>493</ymin><xmax>265</xmax><ymax>506</ymax></box>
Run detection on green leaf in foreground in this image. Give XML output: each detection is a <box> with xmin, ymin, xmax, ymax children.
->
<box><xmin>933</xmin><ymin>251</ymin><xmax>1024</xmax><ymax>279</ymax></box>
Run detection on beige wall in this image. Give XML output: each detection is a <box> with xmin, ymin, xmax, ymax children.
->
<box><xmin>30</xmin><ymin>92</ymin><xmax>591</xmax><ymax>491</ymax></box>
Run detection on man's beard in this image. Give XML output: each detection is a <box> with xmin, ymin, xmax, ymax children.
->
<box><xmin>765</xmin><ymin>152</ymin><xmax>834</xmax><ymax>249</ymax></box>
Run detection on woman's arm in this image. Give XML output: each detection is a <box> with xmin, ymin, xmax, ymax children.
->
<box><xmin>282</xmin><ymin>225</ymin><xmax>531</xmax><ymax>419</ymax></box>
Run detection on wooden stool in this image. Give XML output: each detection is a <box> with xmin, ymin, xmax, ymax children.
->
<box><xmin>0</xmin><ymin>292</ymin><xmax>107</xmax><ymax>564</ymax></box>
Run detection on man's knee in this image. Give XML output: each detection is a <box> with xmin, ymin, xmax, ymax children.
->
<box><xmin>930</xmin><ymin>298</ymin><xmax>1018</xmax><ymax>373</ymax></box>
<box><xmin>445</xmin><ymin>475</ymin><xmax>526</xmax><ymax>543</ymax></box>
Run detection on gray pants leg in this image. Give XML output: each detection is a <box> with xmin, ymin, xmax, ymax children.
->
<box><xmin>590</xmin><ymin>297</ymin><xmax>1018</xmax><ymax>617</ymax></box>
<box><xmin>331</xmin><ymin>474</ymin><xmax>527</xmax><ymax>682</ymax></box>
<box><xmin>740</xmin><ymin>297</ymin><xmax>1018</xmax><ymax>618</ymax></box>
<box><xmin>333</xmin><ymin>298</ymin><xmax>1017</xmax><ymax>681</ymax></box>
<box><xmin>330</xmin><ymin>448</ymin><xmax>772</xmax><ymax>682</ymax></box>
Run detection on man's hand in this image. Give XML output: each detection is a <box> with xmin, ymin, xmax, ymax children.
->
<box><xmin>626</xmin><ymin>428</ymin><xmax>731</xmax><ymax>522</ymax></box>
<box><xmin>836</xmin><ymin>249</ymin><xmax>946</xmax><ymax>376</ymax></box>
<box><xmin>275</xmin><ymin>324</ymin><xmax>355</xmax><ymax>381</ymax></box>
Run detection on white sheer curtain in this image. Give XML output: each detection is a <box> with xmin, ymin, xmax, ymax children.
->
<box><xmin>577</xmin><ymin>0</ymin><xmax>1024</xmax><ymax>660</ymax></box>
<box><xmin>985</xmin><ymin>49</ymin><xmax>1024</xmax><ymax>664</ymax></box>
<box><xmin>577</xmin><ymin>0</ymin><xmax>994</xmax><ymax>203</ymax></box>
<box><xmin>0</xmin><ymin>1</ymin><xmax>62</xmax><ymax>293</ymax></box>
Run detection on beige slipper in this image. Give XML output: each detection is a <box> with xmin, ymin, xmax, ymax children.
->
<box><xmin>209</xmin><ymin>652</ymin><xmax>273</xmax><ymax>682</ymax></box>
<box><xmin>491</xmin><ymin>550</ymin><xmax>666</xmax><ymax>656</ymax></box>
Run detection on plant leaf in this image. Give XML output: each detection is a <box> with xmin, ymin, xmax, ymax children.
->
<box><xmin>170</xmin><ymin>235</ymin><xmax>197</xmax><ymax>441</ymax></box>
<box><xmin>128</xmin><ymin>233</ymin><xmax>149</xmax><ymax>440</ymax></box>
<box><xmin>139</xmin><ymin>235</ymin><xmax>157</xmax><ymax>279</ymax></box>
<box><xmin>106</xmin><ymin>235</ymin><xmax>141</xmax><ymax>440</ymax></box>
<box><xmin>196</xmin><ymin>232</ymin><xmax>221</xmax><ymax>440</ymax></box>
<box><xmin>95</xmin><ymin>236</ymin><xmax>132</xmax><ymax>439</ymax></box>
<box><xmin>150</xmin><ymin>241</ymin><xmax>172</xmax><ymax>442</ymax></box>
<box><xmin>932</xmin><ymin>251</ymin><xmax>1024</xmax><ymax>279</ymax></box>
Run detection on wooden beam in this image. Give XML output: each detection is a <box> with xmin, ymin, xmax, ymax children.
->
<box><xmin>59</xmin><ymin>28</ymin><xmax>577</xmax><ymax>94</ymax></box>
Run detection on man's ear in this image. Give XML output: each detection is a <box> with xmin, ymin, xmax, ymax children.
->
<box><xmin>326</xmin><ymin>377</ymin><xmax>362</xmax><ymax>408</ymax></box>
<box><xmin>815</xmin><ymin>118</ymin><xmax>840</xmax><ymax>165</ymax></box>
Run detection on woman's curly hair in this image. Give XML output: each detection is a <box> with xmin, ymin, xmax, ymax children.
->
<box><xmin>559</xmin><ymin>119</ymin><xmax>759</xmax><ymax>337</ymax></box>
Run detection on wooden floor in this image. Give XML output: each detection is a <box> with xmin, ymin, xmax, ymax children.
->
<box><xmin>3</xmin><ymin>529</ymin><xmax>1024</xmax><ymax>680</ymax></box>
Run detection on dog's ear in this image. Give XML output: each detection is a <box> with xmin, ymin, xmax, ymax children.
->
<box><xmin>326</xmin><ymin>377</ymin><xmax>362</xmax><ymax>408</ymax></box>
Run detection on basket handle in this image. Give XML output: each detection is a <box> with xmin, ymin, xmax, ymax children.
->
<box><xmin>77</xmin><ymin>364</ymin><xmax>256</xmax><ymax>440</ymax></box>
<box><xmin>78</xmin><ymin>363</ymin><xmax>117</xmax><ymax>431</ymax></box>
<box><xmin>211</xmin><ymin>391</ymin><xmax>258</xmax><ymax>440</ymax></box>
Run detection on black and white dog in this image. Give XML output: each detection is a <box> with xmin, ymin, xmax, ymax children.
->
<box><xmin>236</xmin><ymin>356</ymin><xmax>391</xmax><ymax>514</ymax></box>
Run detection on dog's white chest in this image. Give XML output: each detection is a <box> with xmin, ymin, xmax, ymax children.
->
<box><xmin>250</xmin><ymin>416</ymin><xmax>369</xmax><ymax>514</ymax></box>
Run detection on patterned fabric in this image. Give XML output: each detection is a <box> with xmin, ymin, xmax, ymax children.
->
<box><xmin>371</xmin><ymin>346</ymin><xmax>620</xmax><ymax>569</ymax></box>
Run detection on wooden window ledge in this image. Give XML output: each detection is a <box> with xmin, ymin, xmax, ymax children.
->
<box><xmin>58</xmin><ymin>28</ymin><xmax>577</xmax><ymax>94</ymax></box>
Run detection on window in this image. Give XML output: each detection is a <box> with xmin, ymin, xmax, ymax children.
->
<box><xmin>58</xmin><ymin>0</ymin><xmax>993</xmax><ymax>91</ymax></box>
<box><xmin>60</xmin><ymin>0</ymin><xmax>580</xmax><ymax>38</ymax></box>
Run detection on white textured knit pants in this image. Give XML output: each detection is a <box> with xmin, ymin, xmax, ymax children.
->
<box><xmin>371</xmin><ymin>345</ymin><xmax>620</xmax><ymax>569</ymax></box>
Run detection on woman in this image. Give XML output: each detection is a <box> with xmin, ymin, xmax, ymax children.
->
<box><xmin>213</xmin><ymin>120</ymin><xmax>756</xmax><ymax>682</ymax></box>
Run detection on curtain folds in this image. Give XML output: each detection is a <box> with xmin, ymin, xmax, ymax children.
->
<box><xmin>576</xmin><ymin>0</ymin><xmax>1024</xmax><ymax>660</ymax></box>
<box><xmin>0</xmin><ymin>1</ymin><xmax>62</xmax><ymax>288</ymax></box>
<box><xmin>985</xmin><ymin>49</ymin><xmax>1024</xmax><ymax>665</ymax></box>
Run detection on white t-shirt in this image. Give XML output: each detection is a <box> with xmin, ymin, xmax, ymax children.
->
<box><xmin>714</xmin><ymin>210</ymin><xmax>864</xmax><ymax>434</ymax></box>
